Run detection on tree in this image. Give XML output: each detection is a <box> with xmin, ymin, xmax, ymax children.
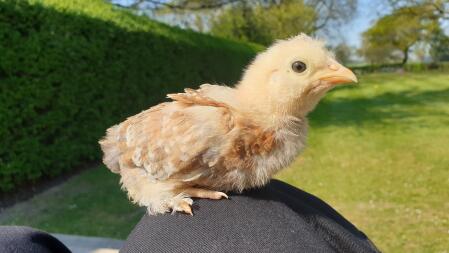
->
<box><xmin>429</xmin><ymin>27</ymin><xmax>449</xmax><ymax>62</ymax></box>
<box><xmin>360</xmin><ymin>5</ymin><xmax>438</xmax><ymax>65</ymax></box>
<box><xmin>110</xmin><ymin>0</ymin><xmax>357</xmax><ymax>42</ymax></box>
<box><xmin>111</xmin><ymin>0</ymin><xmax>241</xmax><ymax>10</ymax></box>
<box><xmin>208</xmin><ymin>0</ymin><xmax>357</xmax><ymax>45</ymax></box>
<box><xmin>358</xmin><ymin>43</ymin><xmax>398</xmax><ymax>65</ymax></box>
<box><xmin>210</xmin><ymin>0</ymin><xmax>317</xmax><ymax>45</ymax></box>
<box><xmin>387</xmin><ymin>0</ymin><xmax>448</xmax><ymax>20</ymax></box>
<box><xmin>333</xmin><ymin>43</ymin><xmax>353</xmax><ymax>64</ymax></box>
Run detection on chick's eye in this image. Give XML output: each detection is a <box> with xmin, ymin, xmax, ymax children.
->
<box><xmin>292</xmin><ymin>61</ymin><xmax>307</xmax><ymax>73</ymax></box>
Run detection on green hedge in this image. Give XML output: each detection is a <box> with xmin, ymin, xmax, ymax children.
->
<box><xmin>0</xmin><ymin>0</ymin><xmax>261</xmax><ymax>192</ymax></box>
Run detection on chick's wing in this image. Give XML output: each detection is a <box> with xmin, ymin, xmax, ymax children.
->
<box><xmin>104</xmin><ymin>87</ymin><xmax>236</xmax><ymax>182</ymax></box>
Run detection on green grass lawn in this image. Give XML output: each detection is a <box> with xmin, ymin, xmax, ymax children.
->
<box><xmin>0</xmin><ymin>167</ymin><xmax>144</xmax><ymax>239</ymax></box>
<box><xmin>1</xmin><ymin>71</ymin><xmax>448</xmax><ymax>252</ymax></box>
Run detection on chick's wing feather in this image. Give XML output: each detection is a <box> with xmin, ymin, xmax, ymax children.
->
<box><xmin>103</xmin><ymin>86</ymin><xmax>236</xmax><ymax>181</ymax></box>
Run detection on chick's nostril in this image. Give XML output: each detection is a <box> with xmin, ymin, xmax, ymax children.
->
<box><xmin>328</xmin><ymin>64</ymin><xmax>340</xmax><ymax>71</ymax></box>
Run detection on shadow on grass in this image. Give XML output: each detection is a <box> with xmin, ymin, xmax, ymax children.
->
<box><xmin>310</xmin><ymin>87</ymin><xmax>449</xmax><ymax>127</ymax></box>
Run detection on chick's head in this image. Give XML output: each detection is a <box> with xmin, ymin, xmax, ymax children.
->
<box><xmin>237</xmin><ymin>34</ymin><xmax>357</xmax><ymax>120</ymax></box>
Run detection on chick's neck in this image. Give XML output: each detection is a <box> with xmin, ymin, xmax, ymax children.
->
<box><xmin>235</xmin><ymin>82</ymin><xmax>309</xmax><ymax>130</ymax></box>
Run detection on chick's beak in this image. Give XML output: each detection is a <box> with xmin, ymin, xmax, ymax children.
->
<box><xmin>318</xmin><ymin>63</ymin><xmax>358</xmax><ymax>85</ymax></box>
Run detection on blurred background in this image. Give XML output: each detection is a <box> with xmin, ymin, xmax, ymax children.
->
<box><xmin>0</xmin><ymin>0</ymin><xmax>448</xmax><ymax>252</ymax></box>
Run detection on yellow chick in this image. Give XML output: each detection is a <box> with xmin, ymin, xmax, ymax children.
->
<box><xmin>99</xmin><ymin>34</ymin><xmax>357</xmax><ymax>215</ymax></box>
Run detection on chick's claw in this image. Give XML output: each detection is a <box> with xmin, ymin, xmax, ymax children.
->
<box><xmin>179</xmin><ymin>202</ymin><xmax>193</xmax><ymax>216</ymax></box>
<box><xmin>184</xmin><ymin>188</ymin><xmax>229</xmax><ymax>200</ymax></box>
<box><xmin>214</xmin><ymin>192</ymin><xmax>229</xmax><ymax>200</ymax></box>
<box><xmin>174</xmin><ymin>199</ymin><xmax>193</xmax><ymax>215</ymax></box>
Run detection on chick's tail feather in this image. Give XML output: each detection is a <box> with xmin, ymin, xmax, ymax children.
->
<box><xmin>99</xmin><ymin>124</ymin><xmax>122</xmax><ymax>174</ymax></box>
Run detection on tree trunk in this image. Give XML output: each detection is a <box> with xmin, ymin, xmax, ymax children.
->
<box><xmin>401</xmin><ymin>47</ymin><xmax>409</xmax><ymax>65</ymax></box>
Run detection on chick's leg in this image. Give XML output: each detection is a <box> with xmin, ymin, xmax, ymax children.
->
<box><xmin>184</xmin><ymin>188</ymin><xmax>229</xmax><ymax>200</ymax></box>
<box><xmin>171</xmin><ymin>188</ymin><xmax>227</xmax><ymax>215</ymax></box>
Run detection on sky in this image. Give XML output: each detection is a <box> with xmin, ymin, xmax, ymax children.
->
<box><xmin>339</xmin><ymin>0</ymin><xmax>389</xmax><ymax>47</ymax></box>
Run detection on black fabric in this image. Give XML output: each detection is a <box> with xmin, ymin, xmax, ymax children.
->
<box><xmin>0</xmin><ymin>226</ymin><xmax>71</xmax><ymax>253</ymax></box>
<box><xmin>121</xmin><ymin>180</ymin><xmax>380</xmax><ymax>253</ymax></box>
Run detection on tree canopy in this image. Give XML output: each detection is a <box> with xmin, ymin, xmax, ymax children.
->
<box><xmin>387</xmin><ymin>0</ymin><xmax>448</xmax><ymax>20</ymax></box>
<box><xmin>111</xmin><ymin>0</ymin><xmax>357</xmax><ymax>45</ymax></box>
<box><xmin>360</xmin><ymin>5</ymin><xmax>440</xmax><ymax>64</ymax></box>
<box><xmin>210</xmin><ymin>0</ymin><xmax>316</xmax><ymax>45</ymax></box>
<box><xmin>429</xmin><ymin>26</ymin><xmax>449</xmax><ymax>62</ymax></box>
<box><xmin>333</xmin><ymin>42</ymin><xmax>353</xmax><ymax>64</ymax></box>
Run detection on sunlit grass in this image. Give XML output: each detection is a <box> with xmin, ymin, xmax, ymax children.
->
<box><xmin>1</xmin><ymin>72</ymin><xmax>448</xmax><ymax>252</ymax></box>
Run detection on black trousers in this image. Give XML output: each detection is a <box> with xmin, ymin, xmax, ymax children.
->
<box><xmin>0</xmin><ymin>226</ymin><xmax>70</xmax><ymax>253</ymax></box>
<box><xmin>1</xmin><ymin>180</ymin><xmax>380</xmax><ymax>253</ymax></box>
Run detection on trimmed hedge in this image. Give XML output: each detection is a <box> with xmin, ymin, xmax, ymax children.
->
<box><xmin>0</xmin><ymin>0</ymin><xmax>261</xmax><ymax>191</ymax></box>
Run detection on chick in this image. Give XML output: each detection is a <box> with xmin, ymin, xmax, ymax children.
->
<box><xmin>99</xmin><ymin>34</ymin><xmax>357</xmax><ymax>215</ymax></box>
